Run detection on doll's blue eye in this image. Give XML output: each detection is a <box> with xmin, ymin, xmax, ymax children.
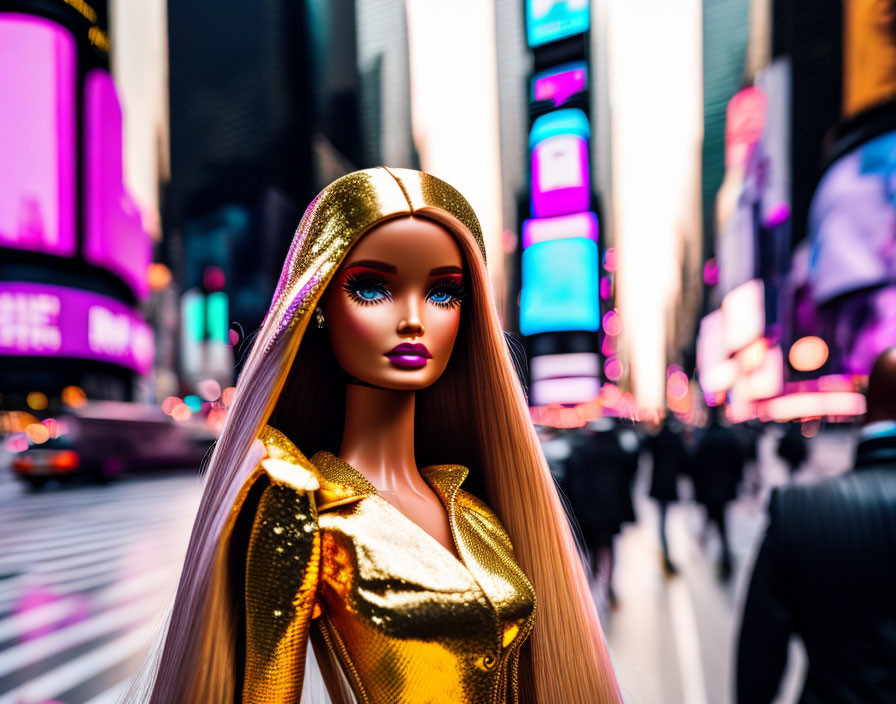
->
<box><xmin>343</xmin><ymin>272</ymin><xmax>391</xmax><ymax>305</ymax></box>
<box><xmin>427</xmin><ymin>277</ymin><xmax>465</xmax><ymax>308</ymax></box>
<box><xmin>358</xmin><ymin>288</ymin><xmax>384</xmax><ymax>300</ymax></box>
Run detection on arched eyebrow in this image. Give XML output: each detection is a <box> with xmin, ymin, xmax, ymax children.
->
<box><xmin>343</xmin><ymin>261</ymin><xmax>463</xmax><ymax>277</ymax></box>
<box><xmin>429</xmin><ymin>266</ymin><xmax>463</xmax><ymax>276</ymax></box>
<box><xmin>344</xmin><ymin>260</ymin><xmax>397</xmax><ymax>273</ymax></box>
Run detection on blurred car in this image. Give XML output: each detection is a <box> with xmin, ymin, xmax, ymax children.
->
<box><xmin>9</xmin><ymin>401</ymin><xmax>216</xmax><ymax>488</ymax></box>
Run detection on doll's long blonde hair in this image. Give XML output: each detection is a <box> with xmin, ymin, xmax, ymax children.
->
<box><xmin>141</xmin><ymin>168</ymin><xmax>621</xmax><ymax>704</ymax></box>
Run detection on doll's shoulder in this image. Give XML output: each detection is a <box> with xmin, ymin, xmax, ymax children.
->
<box><xmin>253</xmin><ymin>424</ymin><xmax>321</xmax><ymax>493</ymax></box>
<box><xmin>455</xmin><ymin>488</ymin><xmax>516</xmax><ymax>555</ymax></box>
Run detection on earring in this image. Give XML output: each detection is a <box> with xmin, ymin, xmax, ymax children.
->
<box><xmin>314</xmin><ymin>306</ymin><xmax>326</xmax><ymax>329</ymax></box>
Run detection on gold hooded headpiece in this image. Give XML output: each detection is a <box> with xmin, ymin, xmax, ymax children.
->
<box><xmin>263</xmin><ymin>167</ymin><xmax>486</xmax><ymax>354</ymax></box>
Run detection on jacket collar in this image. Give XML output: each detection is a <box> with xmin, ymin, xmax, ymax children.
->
<box><xmin>307</xmin><ymin>450</ymin><xmax>470</xmax><ymax>512</ymax></box>
<box><xmin>855</xmin><ymin>428</ymin><xmax>896</xmax><ymax>470</ymax></box>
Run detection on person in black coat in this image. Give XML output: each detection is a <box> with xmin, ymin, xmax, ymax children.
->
<box><xmin>565</xmin><ymin>417</ymin><xmax>639</xmax><ymax>606</ymax></box>
<box><xmin>646</xmin><ymin>417</ymin><xmax>688</xmax><ymax>574</ymax></box>
<box><xmin>736</xmin><ymin>346</ymin><xmax>896</xmax><ymax>703</ymax></box>
<box><xmin>777</xmin><ymin>421</ymin><xmax>808</xmax><ymax>477</ymax></box>
<box><xmin>691</xmin><ymin>407</ymin><xmax>745</xmax><ymax>579</ymax></box>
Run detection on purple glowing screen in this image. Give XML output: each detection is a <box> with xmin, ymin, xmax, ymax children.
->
<box><xmin>0</xmin><ymin>282</ymin><xmax>154</xmax><ymax>375</ymax></box>
<box><xmin>808</xmin><ymin>129</ymin><xmax>896</xmax><ymax>304</ymax></box>
<box><xmin>0</xmin><ymin>15</ymin><xmax>76</xmax><ymax>257</ymax></box>
<box><xmin>533</xmin><ymin>63</ymin><xmax>587</xmax><ymax>107</ymax></box>
<box><xmin>531</xmin><ymin>135</ymin><xmax>590</xmax><ymax>218</ymax></box>
<box><xmin>84</xmin><ymin>70</ymin><xmax>151</xmax><ymax>299</ymax></box>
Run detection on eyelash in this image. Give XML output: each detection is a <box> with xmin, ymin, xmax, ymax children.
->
<box><xmin>342</xmin><ymin>271</ymin><xmax>391</xmax><ymax>306</ymax></box>
<box><xmin>427</xmin><ymin>277</ymin><xmax>466</xmax><ymax>309</ymax></box>
<box><xmin>341</xmin><ymin>273</ymin><xmax>466</xmax><ymax>309</ymax></box>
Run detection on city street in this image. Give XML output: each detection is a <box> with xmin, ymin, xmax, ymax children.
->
<box><xmin>0</xmin><ymin>463</ymin><xmax>200</xmax><ymax>704</ymax></box>
<box><xmin>603</xmin><ymin>429</ymin><xmax>855</xmax><ymax>704</ymax></box>
<box><xmin>0</xmin><ymin>429</ymin><xmax>858</xmax><ymax>704</ymax></box>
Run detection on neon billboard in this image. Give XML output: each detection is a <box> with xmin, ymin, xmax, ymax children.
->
<box><xmin>529</xmin><ymin>109</ymin><xmax>590</xmax><ymax>218</ymax></box>
<box><xmin>84</xmin><ymin>70</ymin><xmax>151</xmax><ymax>299</ymax></box>
<box><xmin>520</xmin><ymin>237</ymin><xmax>600</xmax><ymax>335</ymax></box>
<box><xmin>0</xmin><ymin>282</ymin><xmax>154</xmax><ymax>375</ymax></box>
<box><xmin>522</xmin><ymin>211</ymin><xmax>598</xmax><ymax>249</ymax></box>
<box><xmin>533</xmin><ymin>62</ymin><xmax>587</xmax><ymax>107</ymax></box>
<box><xmin>0</xmin><ymin>15</ymin><xmax>76</xmax><ymax>258</ymax></box>
<box><xmin>526</xmin><ymin>0</ymin><xmax>590</xmax><ymax>48</ymax></box>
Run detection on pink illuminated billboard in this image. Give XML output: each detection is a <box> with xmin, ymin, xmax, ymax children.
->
<box><xmin>0</xmin><ymin>15</ymin><xmax>76</xmax><ymax>257</ymax></box>
<box><xmin>529</xmin><ymin>109</ymin><xmax>591</xmax><ymax>218</ymax></box>
<box><xmin>84</xmin><ymin>69</ymin><xmax>151</xmax><ymax>299</ymax></box>
<box><xmin>0</xmin><ymin>282</ymin><xmax>154</xmax><ymax>375</ymax></box>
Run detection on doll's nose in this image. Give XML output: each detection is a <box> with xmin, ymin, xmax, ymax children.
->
<box><xmin>397</xmin><ymin>298</ymin><xmax>425</xmax><ymax>337</ymax></box>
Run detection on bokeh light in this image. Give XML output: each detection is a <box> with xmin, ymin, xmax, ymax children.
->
<box><xmin>197</xmin><ymin>379</ymin><xmax>222</xmax><ymax>402</ymax></box>
<box><xmin>25</xmin><ymin>423</ymin><xmax>50</xmax><ymax>444</ymax></box>
<box><xmin>603</xmin><ymin>247</ymin><xmax>617</xmax><ymax>272</ymax></box>
<box><xmin>147</xmin><ymin>262</ymin><xmax>172</xmax><ymax>291</ymax></box>
<box><xmin>203</xmin><ymin>265</ymin><xmax>226</xmax><ymax>292</ymax></box>
<box><xmin>170</xmin><ymin>403</ymin><xmax>191</xmax><ymax>421</ymax></box>
<box><xmin>26</xmin><ymin>392</ymin><xmax>49</xmax><ymax>411</ymax></box>
<box><xmin>667</xmin><ymin>371</ymin><xmax>689</xmax><ymax>400</ymax></box>
<box><xmin>41</xmin><ymin>417</ymin><xmax>59</xmax><ymax>438</ymax></box>
<box><xmin>602</xmin><ymin>309</ymin><xmax>622</xmax><ymax>337</ymax></box>
<box><xmin>789</xmin><ymin>336</ymin><xmax>829</xmax><ymax>372</ymax></box>
<box><xmin>206</xmin><ymin>407</ymin><xmax>228</xmax><ymax>432</ymax></box>
<box><xmin>221</xmin><ymin>386</ymin><xmax>236</xmax><ymax>407</ymax></box>
<box><xmin>183</xmin><ymin>395</ymin><xmax>202</xmax><ymax>413</ymax></box>
<box><xmin>605</xmin><ymin>357</ymin><xmax>624</xmax><ymax>381</ymax></box>
<box><xmin>61</xmin><ymin>385</ymin><xmax>87</xmax><ymax>408</ymax></box>
<box><xmin>162</xmin><ymin>396</ymin><xmax>181</xmax><ymax>415</ymax></box>
<box><xmin>6</xmin><ymin>434</ymin><xmax>29</xmax><ymax>453</ymax></box>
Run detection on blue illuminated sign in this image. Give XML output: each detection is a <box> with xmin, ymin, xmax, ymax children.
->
<box><xmin>520</xmin><ymin>237</ymin><xmax>600</xmax><ymax>336</ymax></box>
<box><xmin>526</xmin><ymin>0</ymin><xmax>591</xmax><ymax>49</ymax></box>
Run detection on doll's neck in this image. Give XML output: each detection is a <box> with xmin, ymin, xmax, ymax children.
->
<box><xmin>338</xmin><ymin>384</ymin><xmax>419</xmax><ymax>491</ymax></box>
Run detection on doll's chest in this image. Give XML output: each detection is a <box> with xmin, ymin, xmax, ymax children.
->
<box><xmin>315</xmin><ymin>496</ymin><xmax>498</xmax><ymax>643</ymax></box>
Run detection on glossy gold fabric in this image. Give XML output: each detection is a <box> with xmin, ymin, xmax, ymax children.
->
<box><xmin>238</xmin><ymin>425</ymin><xmax>536</xmax><ymax>704</ymax></box>
<box><xmin>263</xmin><ymin>167</ymin><xmax>486</xmax><ymax>356</ymax></box>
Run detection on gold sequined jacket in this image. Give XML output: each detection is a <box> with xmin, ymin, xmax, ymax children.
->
<box><xmin>228</xmin><ymin>425</ymin><xmax>537</xmax><ymax>704</ymax></box>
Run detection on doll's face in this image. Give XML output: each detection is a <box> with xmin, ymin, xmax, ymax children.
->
<box><xmin>321</xmin><ymin>216</ymin><xmax>465</xmax><ymax>391</ymax></box>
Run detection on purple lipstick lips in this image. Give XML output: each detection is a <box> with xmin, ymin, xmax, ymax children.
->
<box><xmin>385</xmin><ymin>342</ymin><xmax>432</xmax><ymax>369</ymax></box>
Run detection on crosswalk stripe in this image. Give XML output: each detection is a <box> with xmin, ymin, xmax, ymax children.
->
<box><xmin>0</xmin><ymin>588</ymin><xmax>165</xmax><ymax>677</ymax></box>
<box><xmin>81</xmin><ymin>678</ymin><xmax>130</xmax><ymax>704</ymax></box>
<box><xmin>0</xmin><ymin>562</ymin><xmax>179</xmax><ymax>643</ymax></box>
<box><xmin>0</xmin><ymin>621</ymin><xmax>154</xmax><ymax>704</ymax></box>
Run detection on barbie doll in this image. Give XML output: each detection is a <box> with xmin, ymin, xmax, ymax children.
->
<box><xmin>144</xmin><ymin>168</ymin><xmax>620</xmax><ymax>703</ymax></box>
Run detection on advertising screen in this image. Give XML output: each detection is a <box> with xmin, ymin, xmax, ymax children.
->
<box><xmin>843</xmin><ymin>0</ymin><xmax>896</xmax><ymax>118</ymax></box>
<box><xmin>721</xmin><ymin>279</ymin><xmax>765</xmax><ymax>353</ymax></box>
<box><xmin>532</xmin><ymin>62</ymin><xmax>588</xmax><ymax>107</ymax></box>
<box><xmin>520</xmin><ymin>237</ymin><xmax>599</xmax><ymax>335</ymax></box>
<box><xmin>0</xmin><ymin>15</ymin><xmax>76</xmax><ymax>257</ymax></box>
<box><xmin>84</xmin><ymin>69</ymin><xmax>151</xmax><ymax>299</ymax></box>
<box><xmin>526</xmin><ymin>0</ymin><xmax>590</xmax><ymax>48</ymax></box>
<box><xmin>530</xmin><ymin>109</ymin><xmax>590</xmax><ymax>218</ymax></box>
<box><xmin>522</xmin><ymin>210</ymin><xmax>598</xmax><ymax>248</ymax></box>
<box><xmin>808</xmin><ymin>129</ymin><xmax>896</xmax><ymax>304</ymax></box>
<box><xmin>0</xmin><ymin>282</ymin><xmax>154</xmax><ymax>375</ymax></box>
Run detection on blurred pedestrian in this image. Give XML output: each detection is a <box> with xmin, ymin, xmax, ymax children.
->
<box><xmin>646</xmin><ymin>416</ymin><xmax>688</xmax><ymax>575</ymax></box>
<box><xmin>566</xmin><ymin>417</ymin><xmax>639</xmax><ymax>608</ymax></box>
<box><xmin>735</xmin><ymin>346</ymin><xmax>896</xmax><ymax>703</ymax></box>
<box><xmin>691</xmin><ymin>407</ymin><xmax>744</xmax><ymax>580</ymax></box>
<box><xmin>776</xmin><ymin>421</ymin><xmax>808</xmax><ymax>478</ymax></box>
